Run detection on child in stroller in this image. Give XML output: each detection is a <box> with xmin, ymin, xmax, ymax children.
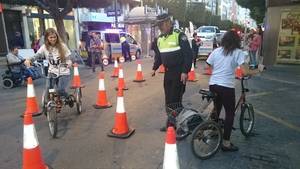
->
<box><xmin>2</xmin><ymin>46</ymin><xmax>42</xmax><ymax>88</ymax></box>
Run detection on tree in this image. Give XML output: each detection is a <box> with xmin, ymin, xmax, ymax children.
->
<box><xmin>236</xmin><ymin>0</ymin><xmax>266</xmax><ymax>24</ymax></box>
<box><xmin>0</xmin><ymin>0</ymin><xmax>112</xmax><ymax>42</ymax></box>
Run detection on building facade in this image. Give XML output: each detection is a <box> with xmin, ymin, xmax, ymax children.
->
<box><xmin>0</xmin><ymin>3</ymin><xmax>78</xmax><ymax>57</ymax></box>
<box><xmin>263</xmin><ymin>0</ymin><xmax>300</xmax><ymax>65</ymax></box>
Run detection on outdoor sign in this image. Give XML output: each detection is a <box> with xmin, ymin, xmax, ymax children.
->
<box><xmin>106</xmin><ymin>10</ymin><xmax>121</xmax><ymax>17</ymax></box>
<box><xmin>277</xmin><ymin>9</ymin><xmax>300</xmax><ymax>64</ymax></box>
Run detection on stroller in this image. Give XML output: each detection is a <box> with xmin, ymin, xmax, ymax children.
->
<box><xmin>2</xmin><ymin>59</ymin><xmax>43</xmax><ymax>89</ymax></box>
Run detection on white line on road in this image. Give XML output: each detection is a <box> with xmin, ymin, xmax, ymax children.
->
<box><xmin>255</xmin><ymin>108</ymin><xmax>300</xmax><ymax>133</ymax></box>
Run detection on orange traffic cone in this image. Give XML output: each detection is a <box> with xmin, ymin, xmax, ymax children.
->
<box><xmin>71</xmin><ymin>63</ymin><xmax>83</xmax><ymax>88</ymax></box>
<box><xmin>235</xmin><ymin>66</ymin><xmax>243</xmax><ymax>79</ymax></box>
<box><xmin>93</xmin><ymin>72</ymin><xmax>112</xmax><ymax>109</ymax></box>
<box><xmin>111</xmin><ymin>60</ymin><xmax>119</xmax><ymax>78</ymax></box>
<box><xmin>25</xmin><ymin>77</ymin><xmax>39</xmax><ymax>115</ymax></box>
<box><xmin>23</xmin><ymin>112</ymin><xmax>50</xmax><ymax>169</ymax></box>
<box><xmin>163</xmin><ymin>127</ymin><xmax>180</xmax><ymax>169</ymax></box>
<box><xmin>203</xmin><ymin>65</ymin><xmax>212</xmax><ymax>75</ymax></box>
<box><xmin>188</xmin><ymin>63</ymin><xmax>198</xmax><ymax>82</ymax></box>
<box><xmin>107</xmin><ymin>88</ymin><xmax>135</xmax><ymax>138</ymax></box>
<box><xmin>133</xmin><ymin>61</ymin><xmax>145</xmax><ymax>82</ymax></box>
<box><xmin>115</xmin><ymin>65</ymin><xmax>128</xmax><ymax>91</ymax></box>
<box><xmin>159</xmin><ymin>64</ymin><xmax>165</xmax><ymax>73</ymax></box>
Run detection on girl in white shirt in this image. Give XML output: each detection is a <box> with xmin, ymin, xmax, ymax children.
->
<box><xmin>206</xmin><ymin>30</ymin><xmax>262</xmax><ymax>152</ymax></box>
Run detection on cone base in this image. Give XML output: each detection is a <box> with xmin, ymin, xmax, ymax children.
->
<box><xmin>111</xmin><ymin>75</ymin><xmax>118</xmax><ymax>78</ymax></box>
<box><xmin>158</xmin><ymin>72</ymin><xmax>165</xmax><ymax>73</ymax></box>
<box><xmin>20</xmin><ymin>112</ymin><xmax>42</xmax><ymax>118</ymax></box>
<box><xmin>115</xmin><ymin>87</ymin><xmax>128</xmax><ymax>91</ymax></box>
<box><xmin>107</xmin><ymin>128</ymin><xmax>135</xmax><ymax>139</ymax></box>
<box><xmin>188</xmin><ymin>79</ymin><xmax>198</xmax><ymax>82</ymax></box>
<box><xmin>133</xmin><ymin>79</ymin><xmax>146</xmax><ymax>82</ymax></box>
<box><xmin>93</xmin><ymin>103</ymin><xmax>112</xmax><ymax>109</ymax></box>
<box><xmin>70</xmin><ymin>85</ymin><xmax>85</xmax><ymax>89</ymax></box>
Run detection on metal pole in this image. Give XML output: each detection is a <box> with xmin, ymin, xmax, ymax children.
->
<box><xmin>1</xmin><ymin>11</ymin><xmax>9</xmax><ymax>52</ymax></box>
<box><xmin>114</xmin><ymin>0</ymin><xmax>118</xmax><ymax>28</ymax></box>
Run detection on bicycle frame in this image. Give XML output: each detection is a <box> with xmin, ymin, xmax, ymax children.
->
<box><xmin>234</xmin><ymin>77</ymin><xmax>249</xmax><ymax>113</ymax></box>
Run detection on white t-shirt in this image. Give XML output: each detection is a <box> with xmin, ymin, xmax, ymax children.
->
<box><xmin>206</xmin><ymin>47</ymin><xmax>246</xmax><ymax>88</ymax></box>
<box><xmin>35</xmin><ymin>44</ymin><xmax>72</xmax><ymax>76</ymax></box>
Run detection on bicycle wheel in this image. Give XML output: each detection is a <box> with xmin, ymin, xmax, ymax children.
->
<box><xmin>239</xmin><ymin>103</ymin><xmax>255</xmax><ymax>137</ymax></box>
<box><xmin>191</xmin><ymin>121</ymin><xmax>222</xmax><ymax>160</ymax></box>
<box><xmin>41</xmin><ymin>91</ymin><xmax>49</xmax><ymax>116</ymax></box>
<box><xmin>47</xmin><ymin>102</ymin><xmax>57</xmax><ymax>138</ymax></box>
<box><xmin>75</xmin><ymin>88</ymin><xmax>82</xmax><ymax>114</ymax></box>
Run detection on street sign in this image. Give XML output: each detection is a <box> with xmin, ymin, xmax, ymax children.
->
<box><xmin>106</xmin><ymin>10</ymin><xmax>121</xmax><ymax>17</ymax></box>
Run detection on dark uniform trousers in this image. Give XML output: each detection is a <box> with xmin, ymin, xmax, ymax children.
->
<box><xmin>164</xmin><ymin>70</ymin><xmax>185</xmax><ymax>110</ymax></box>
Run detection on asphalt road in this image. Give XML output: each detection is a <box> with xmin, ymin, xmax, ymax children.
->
<box><xmin>0</xmin><ymin>58</ymin><xmax>299</xmax><ymax>169</ymax></box>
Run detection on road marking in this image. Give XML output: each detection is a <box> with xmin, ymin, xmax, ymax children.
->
<box><xmin>255</xmin><ymin>108</ymin><xmax>300</xmax><ymax>133</ymax></box>
<box><xmin>248</xmin><ymin>92</ymin><xmax>272</xmax><ymax>98</ymax></box>
<box><xmin>259</xmin><ymin>76</ymin><xmax>298</xmax><ymax>85</ymax></box>
<box><xmin>247</xmin><ymin>88</ymin><xmax>289</xmax><ymax>98</ymax></box>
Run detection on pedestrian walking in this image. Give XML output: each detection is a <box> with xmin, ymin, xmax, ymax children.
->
<box><xmin>151</xmin><ymin>13</ymin><xmax>193</xmax><ymax>132</ymax></box>
<box><xmin>89</xmin><ymin>32</ymin><xmax>103</xmax><ymax>72</ymax></box>
<box><xmin>191</xmin><ymin>32</ymin><xmax>201</xmax><ymax>68</ymax></box>
<box><xmin>206</xmin><ymin>30</ymin><xmax>263</xmax><ymax>152</ymax></box>
<box><xmin>248</xmin><ymin>29</ymin><xmax>262</xmax><ymax>68</ymax></box>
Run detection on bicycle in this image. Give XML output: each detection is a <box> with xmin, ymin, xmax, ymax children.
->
<box><xmin>166</xmin><ymin>98</ymin><xmax>223</xmax><ymax>160</ymax></box>
<box><xmin>41</xmin><ymin>63</ymin><xmax>83</xmax><ymax>138</ymax></box>
<box><xmin>235</xmin><ymin>76</ymin><xmax>255</xmax><ymax>137</ymax></box>
<box><xmin>166</xmin><ymin>76</ymin><xmax>255</xmax><ymax>159</ymax></box>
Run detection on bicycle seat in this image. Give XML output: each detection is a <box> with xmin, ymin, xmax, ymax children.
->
<box><xmin>199</xmin><ymin>89</ymin><xmax>216</xmax><ymax>99</ymax></box>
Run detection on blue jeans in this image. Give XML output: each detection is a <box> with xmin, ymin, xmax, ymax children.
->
<box><xmin>249</xmin><ymin>50</ymin><xmax>257</xmax><ymax>66</ymax></box>
<box><xmin>47</xmin><ymin>73</ymin><xmax>70</xmax><ymax>97</ymax></box>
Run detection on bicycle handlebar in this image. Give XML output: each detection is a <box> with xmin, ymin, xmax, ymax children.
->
<box><xmin>45</xmin><ymin>63</ymin><xmax>69</xmax><ymax>79</ymax></box>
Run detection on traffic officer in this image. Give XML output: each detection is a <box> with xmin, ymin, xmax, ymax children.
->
<box><xmin>151</xmin><ymin>13</ymin><xmax>193</xmax><ymax>131</ymax></box>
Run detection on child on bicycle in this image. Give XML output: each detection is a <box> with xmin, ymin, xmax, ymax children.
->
<box><xmin>25</xmin><ymin>28</ymin><xmax>73</xmax><ymax>107</ymax></box>
<box><xmin>206</xmin><ymin>30</ymin><xmax>263</xmax><ymax>152</ymax></box>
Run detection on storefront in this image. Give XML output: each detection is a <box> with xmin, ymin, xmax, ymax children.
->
<box><xmin>0</xmin><ymin>5</ymin><xmax>77</xmax><ymax>57</ymax></box>
<box><xmin>263</xmin><ymin>0</ymin><xmax>300</xmax><ymax>65</ymax></box>
<box><xmin>26</xmin><ymin>7</ymin><xmax>77</xmax><ymax>49</ymax></box>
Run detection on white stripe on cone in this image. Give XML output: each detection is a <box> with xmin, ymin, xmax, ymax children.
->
<box><xmin>137</xmin><ymin>64</ymin><xmax>142</xmax><ymax>71</ymax></box>
<box><xmin>116</xmin><ymin>97</ymin><xmax>125</xmax><ymax>113</ymax></box>
<box><xmin>23</xmin><ymin>124</ymin><xmax>39</xmax><ymax>149</ymax></box>
<box><xmin>191</xmin><ymin>63</ymin><xmax>194</xmax><ymax>71</ymax></box>
<box><xmin>74</xmin><ymin>67</ymin><xmax>79</xmax><ymax>76</ymax></box>
<box><xmin>27</xmin><ymin>84</ymin><xmax>36</xmax><ymax>98</ymax></box>
<box><xmin>163</xmin><ymin>144</ymin><xmax>180</xmax><ymax>169</ymax></box>
<box><xmin>98</xmin><ymin>79</ymin><xmax>105</xmax><ymax>91</ymax></box>
<box><xmin>119</xmin><ymin>69</ymin><xmax>124</xmax><ymax>78</ymax></box>
<box><xmin>114</xmin><ymin>60</ymin><xmax>118</xmax><ymax>67</ymax></box>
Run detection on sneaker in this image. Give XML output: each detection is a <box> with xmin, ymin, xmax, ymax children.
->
<box><xmin>160</xmin><ymin>126</ymin><xmax>167</xmax><ymax>132</ymax></box>
<box><xmin>221</xmin><ymin>143</ymin><xmax>239</xmax><ymax>152</ymax></box>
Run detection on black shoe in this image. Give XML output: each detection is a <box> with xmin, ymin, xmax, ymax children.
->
<box><xmin>160</xmin><ymin>126</ymin><xmax>167</xmax><ymax>132</ymax></box>
<box><xmin>221</xmin><ymin>143</ymin><xmax>239</xmax><ymax>152</ymax></box>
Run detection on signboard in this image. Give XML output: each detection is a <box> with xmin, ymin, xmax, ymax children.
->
<box><xmin>106</xmin><ymin>10</ymin><xmax>121</xmax><ymax>17</ymax></box>
<box><xmin>277</xmin><ymin>9</ymin><xmax>300</xmax><ymax>64</ymax></box>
